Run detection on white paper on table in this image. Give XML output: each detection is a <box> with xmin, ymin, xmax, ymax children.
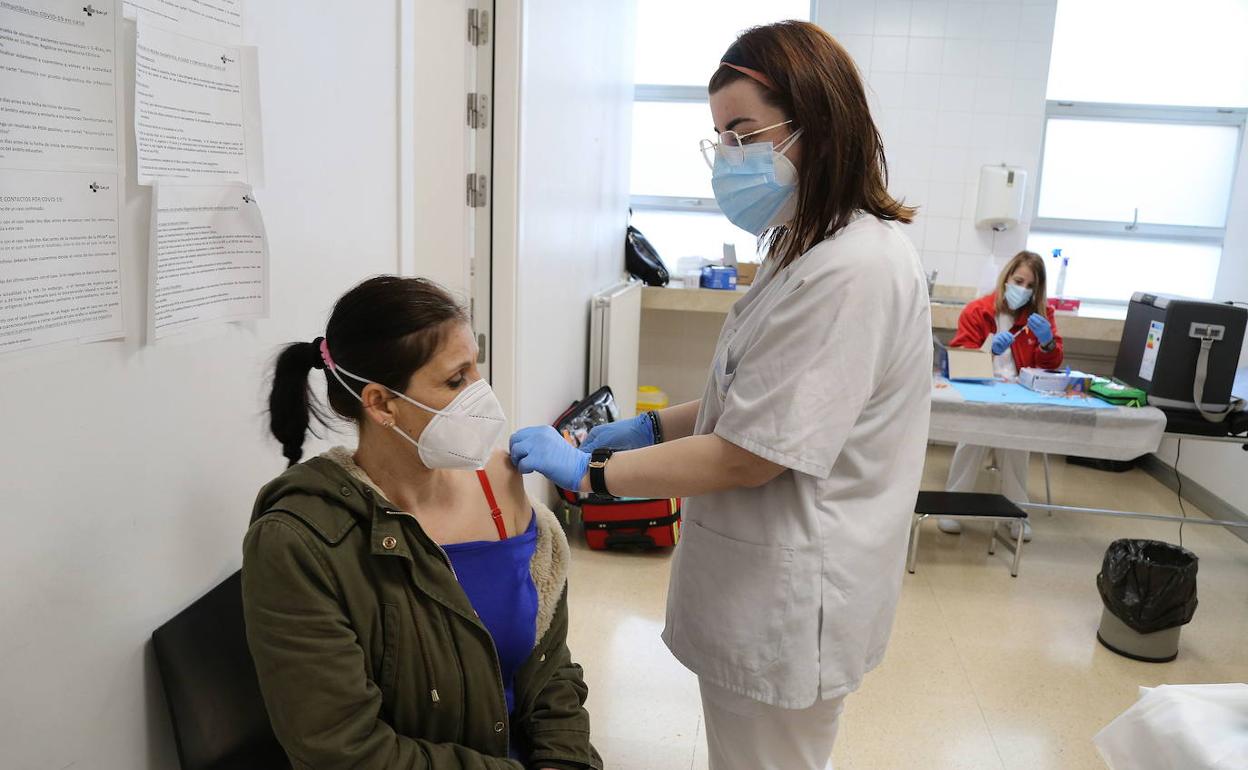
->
<box><xmin>147</xmin><ymin>182</ymin><xmax>268</xmax><ymax>341</ymax></box>
<box><xmin>0</xmin><ymin>168</ymin><xmax>126</xmax><ymax>356</ymax></box>
<box><xmin>122</xmin><ymin>0</ymin><xmax>241</xmax><ymax>45</ymax></box>
<box><xmin>133</xmin><ymin>19</ymin><xmax>263</xmax><ymax>186</ymax></box>
<box><xmin>0</xmin><ymin>0</ymin><xmax>124</xmax><ymax>171</ymax></box>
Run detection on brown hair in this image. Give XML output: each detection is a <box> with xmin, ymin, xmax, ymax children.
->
<box><xmin>994</xmin><ymin>251</ymin><xmax>1048</xmax><ymax>316</ymax></box>
<box><xmin>268</xmin><ymin>276</ymin><xmax>468</xmax><ymax>466</ymax></box>
<box><xmin>709</xmin><ymin>21</ymin><xmax>915</xmax><ymax>268</ymax></box>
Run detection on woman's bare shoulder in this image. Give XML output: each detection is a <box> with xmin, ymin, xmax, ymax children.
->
<box><xmin>485</xmin><ymin>449</ymin><xmax>533</xmax><ymax>533</ymax></box>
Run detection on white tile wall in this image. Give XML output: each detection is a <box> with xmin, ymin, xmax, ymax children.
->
<box><xmin>822</xmin><ymin>0</ymin><xmax>1059</xmax><ymax>287</ymax></box>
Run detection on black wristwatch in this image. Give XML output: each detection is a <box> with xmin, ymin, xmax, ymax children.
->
<box><xmin>646</xmin><ymin>410</ymin><xmax>665</xmax><ymax>444</ymax></box>
<box><xmin>588</xmin><ymin>448</ymin><xmax>615</xmax><ymax>497</ymax></box>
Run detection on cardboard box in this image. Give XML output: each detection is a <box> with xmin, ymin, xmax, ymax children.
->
<box><xmin>938</xmin><ymin>346</ymin><xmax>995</xmax><ymax>381</ymax></box>
<box><xmin>736</xmin><ymin>262</ymin><xmax>759</xmax><ymax>285</ymax></box>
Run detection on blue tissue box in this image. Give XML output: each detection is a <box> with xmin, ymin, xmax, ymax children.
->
<box><xmin>700</xmin><ymin>266</ymin><xmax>738</xmax><ymax>290</ymax></box>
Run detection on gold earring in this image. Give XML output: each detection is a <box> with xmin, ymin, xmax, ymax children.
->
<box><xmin>382</xmin><ymin>420</ymin><xmax>395</xmax><ymax>429</ymax></box>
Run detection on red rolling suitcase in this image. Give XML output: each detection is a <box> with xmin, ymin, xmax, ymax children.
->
<box><xmin>552</xmin><ymin>387</ymin><xmax>682</xmax><ymax>551</ymax></box>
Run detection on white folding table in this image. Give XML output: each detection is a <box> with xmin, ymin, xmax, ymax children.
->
<box><xmin>928</xmin><ymin>379</ymin><xmax>1248</xmax><ymax>531</ymax></box>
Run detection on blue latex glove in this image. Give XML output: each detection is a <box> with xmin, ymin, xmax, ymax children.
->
<box><xmin>579</xmin><ymin>414</ymin><xmax>655</xmax><ymax>454</ymax></box>
<box><xmin>1027</xmin><ymin>313</ymin><xmax>1055</xmax><ymax>346</ymax></box>
<box><xmin>509</xmin><ymin>426</ymin><xmax>591</xmax><ymax>492</ymax></box>
<box><xmin>991</xmin><ymin>331</ymin><xmax>1015</xmax><ymax>355</ymax></box>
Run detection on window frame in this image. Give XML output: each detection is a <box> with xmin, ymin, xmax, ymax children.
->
<box><xmin>1031</xmin><ymin>101</ymin><xmax>1245</xmax><ymax>244</ymax></box>
<box><xmin>1029</xmin><ymin>101</ymin><xmax>1245</xmax><ymax>305</ymax></box>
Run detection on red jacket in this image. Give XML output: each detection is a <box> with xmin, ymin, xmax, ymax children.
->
<box><xmin>949</xmin><ymin>294</ymin><xmax>1064</xmax><ymax>370</ymax></box>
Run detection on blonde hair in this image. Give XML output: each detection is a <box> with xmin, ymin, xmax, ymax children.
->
<box><xmin>995</xmin><ymin>251</ymin><xmax>1048</xmax><ymax>316</ymax></box>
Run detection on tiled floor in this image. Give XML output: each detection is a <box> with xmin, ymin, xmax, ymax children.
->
<box><xmin>562</xmin><ymin>444</ymin><xmax>1248</xmax><ymax>770</ymax></box>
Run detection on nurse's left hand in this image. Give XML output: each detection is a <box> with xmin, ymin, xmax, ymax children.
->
<box><xmin>509</xmin><ymin>426</ymin><xmax>591</xmax><ymax>492</ymax></box>
<box><xmin>1027</xmin><ymin>313</ymin><xmax>1054</xmax><ymax>346</ymax></box>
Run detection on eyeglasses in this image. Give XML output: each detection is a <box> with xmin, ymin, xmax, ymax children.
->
<box><xmin>699</xmin><ymin>119</ymin><xmax>795</xmax><ymax>169</ymax></box>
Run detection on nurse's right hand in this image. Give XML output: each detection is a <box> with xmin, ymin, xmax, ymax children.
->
<box><xmin>579</xmin><ymin>414</ymin><xmax>656</xmax><ymax>454</ymax></box>
<box><xmin>990</xmin><ymin>331</ymin><xmax>1015</xmax><ymax>355</ymax></box>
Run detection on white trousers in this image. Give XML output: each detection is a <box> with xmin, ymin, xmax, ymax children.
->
<box><xmin>946</xmin><ymin>443</ymin><xmax>1030</xmax><ymax>502</ymax></box>
<box><xmin>700</xmin><ymin>678</ymin><xmax>846</xmax><ymax>770</ymax></box>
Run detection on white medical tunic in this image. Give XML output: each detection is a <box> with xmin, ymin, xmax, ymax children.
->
<box><xmin>661</xmin><ymin>214</ymin><xmax>933</xmax><ymax>709</ymax></box>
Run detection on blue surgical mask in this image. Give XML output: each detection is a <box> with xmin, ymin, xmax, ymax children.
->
<box><xmin>1004</xmin><ymin>283</ymin><xmax>1033</xmax><ymax>310</ymax></box>
<box><xmin>711</xmin><ymin>129</ymin><xmax>802</xmax><ymax>236</ymax></box>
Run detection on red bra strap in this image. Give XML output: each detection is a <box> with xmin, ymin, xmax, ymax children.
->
<box><xmin>475</xmin><ymin>469</ymin><xmax>508</xmax><ymax>540</ymax></box>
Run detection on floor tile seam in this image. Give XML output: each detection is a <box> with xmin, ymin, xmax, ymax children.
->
<box><xmin>937</xmin><ymin>581</ymin><xmax>1010</xmax><ymax>770</ymax></box>
<box><xmin>689</xmin><ymin>714</ymin><xmax>703</xmax><ymax>770</ymax></box>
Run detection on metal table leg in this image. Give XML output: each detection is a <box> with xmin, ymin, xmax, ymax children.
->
<box><xmin>907</xmin><ymin>514</ymin><xmax>925</xmax><ymax>574</ymax></box>
<box><xmin>1042</xmin><ymin>453</ymin><xmax>1053</xmax><ymax>515</ymax></box>
<box><xmin>1011</xmin><ymin>524</ymin><xmax>1024</xmax><ymax>577</ymax></box>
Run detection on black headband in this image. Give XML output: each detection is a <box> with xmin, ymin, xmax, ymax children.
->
<box><xmin>719</xmin><ymin>41</ymin><xmax>775</xmax><ymax>90</ymax></box>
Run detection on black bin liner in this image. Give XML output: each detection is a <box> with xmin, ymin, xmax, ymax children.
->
<box><xmin>1097</xmin><ymin>539</ymin><xmax>1199</xmax><ymax>634</ymax></box>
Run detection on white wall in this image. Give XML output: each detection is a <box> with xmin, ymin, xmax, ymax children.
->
<box><xmin>0</xmin><ymin>3</ymin><xmax>419</xmax><ymax>768</ymax></box>
<box><xmin>818</xmin><ymin>0</ymin><xmax>1059</xmax><ymax>288</ymax></box>
<box><xmin>511</xmin><ymin>0</ymin><xmax>635</xmax><ymax>498</ymax></box>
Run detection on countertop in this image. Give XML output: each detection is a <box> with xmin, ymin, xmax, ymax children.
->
<box><xmin>642</xmin><ymin>284</ymin><xmax>1127</xmax><ymax>343</ymax></box>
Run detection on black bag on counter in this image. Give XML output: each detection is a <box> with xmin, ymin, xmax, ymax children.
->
<box><xmin>625</xmin><ymin>225</ymin><xmax>669</xmax><ymax>286</ymax></box>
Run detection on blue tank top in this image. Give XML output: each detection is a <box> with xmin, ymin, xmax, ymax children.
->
<box><xmin>443</xmin><ymin>513</ymin><xmax>539</xmax><ymax>715</ymax></box>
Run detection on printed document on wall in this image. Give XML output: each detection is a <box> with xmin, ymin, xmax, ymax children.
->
<box><xmin>148</xmin><ymin>183</ymin><xmax>268</xmax><ymax>340</ymax></box>
<box><xmin>133</xmin><ymin>20</ymin><xmax>263</xmax><ymax>185</ymax></box>
<box><xmin>122</xmin><ymin>0</ymin><xmax>242</xmax><ymax>44</ymax></box>
<box><xmin>0</xmin><ymin>0</ymin><xmax>124</xmax><ymax>171</ymax></box>
<box><xmin>0</xmin><ymin>168</ymin><xmax>125</xmax><ymax>356</ymax></box>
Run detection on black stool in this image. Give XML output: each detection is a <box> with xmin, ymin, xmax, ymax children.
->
<box><xmin>908</xmin><ymin>492</ymin><xmax>1029</xmax><ymax>577</ymax></box>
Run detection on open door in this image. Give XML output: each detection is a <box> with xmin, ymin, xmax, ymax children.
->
<box><xmin>468</xmin><ymin>1</ymin><xmax>494</xmax><ymax>381</ymax></box>
<box><xmin>397</xmin><ymin>0</ymin><xmax>495</xmax><ymax>381</ymax></box>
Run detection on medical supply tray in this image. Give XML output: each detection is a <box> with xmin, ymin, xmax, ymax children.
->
<box><xmin>552</xmin><ymin>386</ymin><xmax>682</xmax><ymax>550</ymax></box>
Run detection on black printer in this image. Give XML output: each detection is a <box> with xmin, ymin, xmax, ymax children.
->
<box><xmin>1113</xmin><ymin>293</ymin><xmax>1247</xmax><ymax>422</ymax></box>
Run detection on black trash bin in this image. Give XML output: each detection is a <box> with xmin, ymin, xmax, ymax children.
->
<box><xmin>1096</xmin><ymin>539</ymin><xmax>1199</xmax><ymax>662</ymax></box>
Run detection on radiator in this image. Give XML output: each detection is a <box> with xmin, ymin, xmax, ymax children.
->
<box><xmin>589</xmin><ymin>280</ymin><xmax>642</xmax><ymax>418</ymax></box>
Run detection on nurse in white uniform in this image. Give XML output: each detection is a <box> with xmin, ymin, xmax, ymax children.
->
<box><xmin>510</xmin><ymin>21</ymin><xmax>933</xmax><ymax>770</ymax></box>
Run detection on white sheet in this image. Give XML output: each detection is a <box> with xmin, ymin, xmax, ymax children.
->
<box><xmin>147</xmin><ymin>182</ymin><xmax>268</xmax><ymax>340</ymax></box>
<box><xmin>929</xmin><ymin>378</ymin><xmax>1168</xmax><ymax>460</ymax></box>
<box><xmin>133</xmin><ymin>20</ymin><xmax>263</xmax><ymax>185</ymax></box>
<box><xmin>1094</xmin><ymin>683</ymin><xmax>1248</xmax><ymax>770</ymax></box>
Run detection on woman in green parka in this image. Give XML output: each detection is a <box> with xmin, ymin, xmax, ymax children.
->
<box><xmin>243</xmin><ymin>276</ymin><xmax>601</xmax><ymax>770</ymax></box>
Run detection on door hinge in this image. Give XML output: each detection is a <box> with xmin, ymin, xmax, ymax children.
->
<box><xmin>466</xmin><ymin>92</ymin><xmax>489</xmax><ymax>129</ymax></box>
<box><xmin>466</xmin><ymin>173</ymin><xmax>488</xmax><ymax>208</ymax></box>
<box><xmin>468</xmin><ymin>8</ymin><xmax>490</xmax><ymax>46</ymax></box>
<box><xmin>477</xmin><ymin>333</ymin><xmax>488</xmax><ymax>364</ymax></box>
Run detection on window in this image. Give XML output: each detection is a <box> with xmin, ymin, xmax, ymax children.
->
<box><xmin>1028</xmin><ymin>0</ymin><xmax>1248</xmax><ymax>302</ymax></box>
<box><xmin>630</xmin><ymin>0</ymin><xmax>814</xmax><ymax>271</ymax></box>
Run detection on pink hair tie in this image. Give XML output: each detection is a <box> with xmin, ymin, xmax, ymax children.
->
<box><xmin>319</xmin><ymin>337</ymin><xmax>336</xmax><ymax>371</ymax></box>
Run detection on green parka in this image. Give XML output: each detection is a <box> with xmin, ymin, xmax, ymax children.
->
<box><xmin>241</xmin><ymin>448</ymin><xmax>602</xmax><ymax>770</ymax></box>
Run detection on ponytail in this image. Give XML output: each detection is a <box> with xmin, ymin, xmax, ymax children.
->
<box><xmin>268</xmin><ymin>338</ymin><xmax>329</xmax><ymax>467</ymax></box>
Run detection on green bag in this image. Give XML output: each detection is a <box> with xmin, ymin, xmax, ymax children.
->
<box><xmin>1091</xmin><ymin>377</ymin><xmax>1148</xmax><ymax>407</ymax></box>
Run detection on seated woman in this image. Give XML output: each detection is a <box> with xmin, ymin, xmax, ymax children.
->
<box><xmin>242</xmin><ymin>275</ymin><xmax>600</xmax><ymax>770</ymax></box>
<box><xmin>939</xmin><ymin>251</ymin><xmax>1063</xmax><ymax>542</ymax></box>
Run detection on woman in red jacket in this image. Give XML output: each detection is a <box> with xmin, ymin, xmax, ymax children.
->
<box><xmin>939</xmin><ymin>250</ymin><xmax>1063</xmax><ymax>540</ymax></box>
